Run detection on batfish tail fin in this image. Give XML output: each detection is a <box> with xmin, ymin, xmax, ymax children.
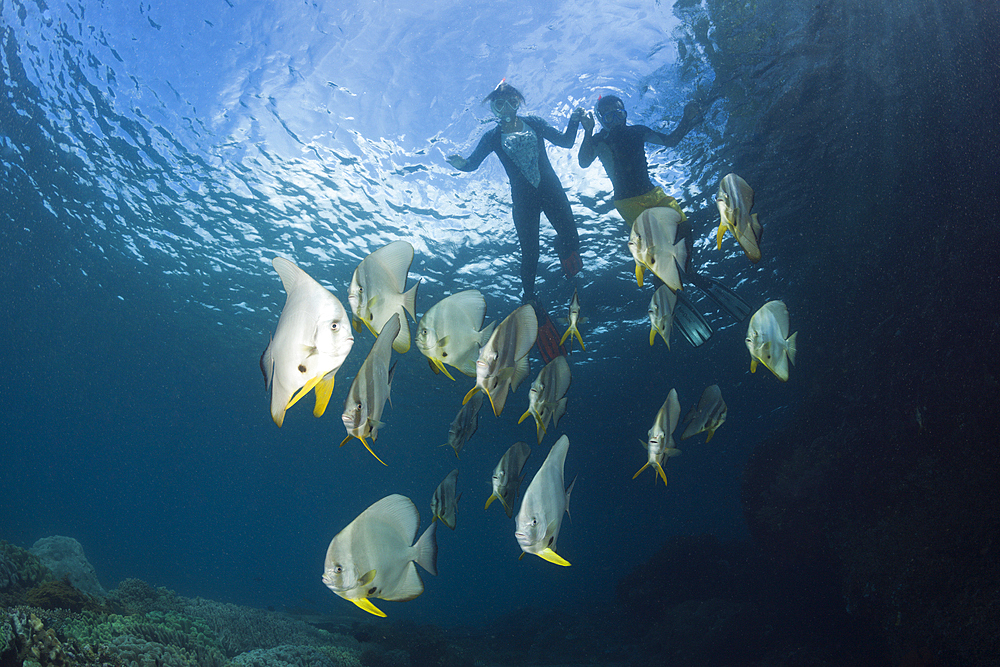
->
<box><xmin>415</xmin><ymin>521</ymin><xmax>438</xmax><ymax>576</ymax></box>
<box><xmin>786</xmin><ymin>331</ymin><xmax>798</xmax><ymax>366</ymax></box>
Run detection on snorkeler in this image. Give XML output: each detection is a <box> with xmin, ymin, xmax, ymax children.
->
<box><xmin>579</xmin><ymin>95</ymin><xmax>751</xmax><ymax>347</ymax></box>
<box><xmin>447</xmin><ymin>81</ymin><xmax>586</xmax><ymax>362</ymax></box>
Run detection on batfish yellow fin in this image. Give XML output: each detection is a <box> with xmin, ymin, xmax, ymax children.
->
<box><xmin>559</xmin><ymin>328</ymin><xmax>571</xmax><ymax>346</ymax></box>
<box><xmin>750</xmin><ymin>358</ymin><xmax>759</xmax><ymax>373</ymax></box>
<box><xmin>287</xmin><ymin>376</ymin><xmax>322</xmax><ymax>411</ymax></box>
<box><xmin>359</xmin><ymin>437</ymin><xmax>388</xmax><ymax>466</ymax></box>
<box><xmin>352</xmin><ymin>318</ymin><xmax>363</xmax><ymax>333</ymax></box>
<box><xmin>350</xmin><ymin>597</ymin><xmax>386</xmax><ymax>618</ymax></box>
<box><xmin>518</xmin><ymin>551</ymin><xmax>526</xmax><ymax>561</ymax></box>
<box><xmin>537</xmin><ymin>547</ymin><xmax>571</xmax><ymax>567</ymax></box>
<box><xmin>485</xmin><ymin>493</ymin><xmax>497</xmax><ymax>510</ymax></box>
<box><xmin>573</xmin><ymin>329</ymin><xmax>585</xmax><ymax>351</ymax></box>
<box><xmin>518</xmin><ymin>409</ymin><xmax>532</xmax><ymax>425</ymax></box>
<box><xmin>632</xmin><ymin>462</ymin><xmax>650</xmax><ymax>480</ymax></box>
<box><xmin>649</xmin><ymin>327</ymin><xmax>656</xmax><ymax>346</ymax></box>
<box><xmin>705</xmin><ymin>428</ymin><xmax>716</xmax><ymax>443</ymax></box>
<box><xmin>359</xmin><ymin>569</ymin><xmax>376</xmax><ymax>586</ymax></box>
<box><xmin>339</xmin><ymin>434</ymin><xmax>353</xmax><ymax>448</ymax></box>
<box><xmin>313</xmin><ymin>374</ymin><xmax>336</xmax><ymax>417</ymax></box>
<box><xmin>635</xmin><ymin>262</ymin><xmax>645</xmax><ymax>287</ymax></box>
<box><xmin>462</xmin><ymin>385</ymin><xmax>480</xmax><ymax>405</ymax></box>
<box><xmin>654</xmin><ymin>461</ymin><xmax>668</xmax><ymax>486</ymax></box>
<box><xmin>433</xmin><ymin>358</ymin><xmax>456</xmax><ymax>382</ymax></box>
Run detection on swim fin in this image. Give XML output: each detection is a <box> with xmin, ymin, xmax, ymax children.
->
<box><xmin>533</xmin><ymin>303</ymin><xmax>566</xmax><ymax>363</ymax></box>
<box><xmin>685</xmin><ymin>272</ymin><xmax>752</xmax><ymax>322</ymax></box>
<box><xmin>673</xmin><ymin>291</ymin><xmax>714</xmax><ymax>348</ymax></box>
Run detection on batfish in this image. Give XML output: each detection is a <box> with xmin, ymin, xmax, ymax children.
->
<box><xmin>681</xmin><ymin>384</ymin><xmax>727</xmax><ymax>443</ymax></box>
<box><xmin>648</xmin><ymin>284</ymin><xmax>678</xmax><ymax>348</ymax></box>
<box><xmin>515</xmin><ymin>434</ymin><xmax>575</xmax><ymax>566</ymax></box>
<box><xmin>627</xmin><ymin>207</ymin><xmax>688</xmax><ymax>291</ymax></box>
<box><xmin>746</xmin><ymin>300</ymin><xmax>797</xmax><ymax>381</ymax></box>
<box><xmin>322</xmin><ymin>494</ymin><xmax>437</xmax><ymax>617</ymax></box>
<box><xmin>716</xmin><ymin>173</ymin><xmax>763</xmax><ymax>263</ymax></box>
<box><xmin>341</xmin><ymin>313</ymin><xmax>400</xmax><ymax>465</ymax></box>
<box><xmin>558</xmin><ymin>290</ymin><xmax>586</xmax><ymax>352</ymax></box>
<box><xmin>415</xmin><ymin>289</ymin><xmax>495</xmax><ymax>381</ymax></box>
<box><xmin>442</xmin><ymin>391</ymin><xmax>483</xmax><ymax>459</ymax></box>
<box><xmin>518</xmin><ymin>355</ymin><xmax>571</xmax><ymax>444</ymax></box>
<box><xmin>348</xmin><ymin>240</ymin><xmax>419</xmax><ymax>354</ymax></box>
<box><xmin>464</xmin><ymin>304</ymin><xmax>537</xmax><ymax>417</ymax></box>
<box><xmin>431</xmin><ymin>469</ymin><xmax>460</xmax><ymax>530</ymax></box>
<box><xmin>633</xmin><ymin>388</ymin><xmax>682</xmax><ymax>486</ymax></box>
<box><xmin>485</xmin><ymin>441</ymin><xmax>531</xmax><ymax>518</ymax></box>
<box><xmin>261</xmin><ymin>257</ymin><xmax>354</xmax><ymax>427</ymax></box>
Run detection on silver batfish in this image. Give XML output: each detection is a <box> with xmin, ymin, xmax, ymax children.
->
<box><xmin>261</xmin><ymin>257</ymin><xmax>354</xmax><ymax>427</ymax></box>
<box><xmin>348</xmin><ymin>240</ymin><xmax>419</xmax><ymax>354</ymax></box>
<box><xmin>341</xmin><ymin>313</ymin><xmax>400</xmax><ymax>465</ymax></box>
<box><xmin>681</xmin><ymin>384</ymin><xmax>727</xmax><ymax>443</ymax></box>
<box><xmin>716</xmin><ymin>173</ymin><xmax>763</xmax><ymax>263</ymax></box>
<box><xmin>628</xmin><ymin>207</ymin><xmax>688</xmax><ymax>291</ymax></box>
<box><xmin>515</xmin><ymin>434</ymin><xmax>576</xmax><ymax>566</ymax></box>
<box><xmin>442</xmin><ymin>391</ymin><xmax>484</xmax><ymax>459</ymax></box>
<box><xmin>416</xmin><ymin>289</ymin><xmax>495</xmax><ymax>381</ymax></box>
<box><xmin>633</xmin><ymin>388</ymin><xmax>682</xmax><ymax>486</ymax></box>
<box><xmin>558</xmin><ymin>290</ymin><xmax>586</xmax><ymax>352</ymax></box>
<box><xmin>431</xmin><ymin>469</ymin><xmax>460</xmax><ymax>530</ymax></box>
<box><xmin>485</xmin><ymin>441</ymin><xmax>531</xmax><ymax>518</ymax></box>
<box><xmin>322</xmin><ymin>494</ymin><xmax>437</xmax><ymax>617</ymax></box>
<box><xmin>648</xmin><ymin>284</ymin><xmax>678</xmax><ymax>348</ymax></box>
<box><xmin>746</xmin><ymin>300</ymin><xmax>798</xmax><ymax>381</ymax></box>
<box><xmin>464</xmin><ymin>304</ymin><xmax>537</xmax><ymax>417</ymax></box>
<box><xmin>518</xmin><ymin>355</ymin><xmax>571</xmax><ymax>444</ymax></box>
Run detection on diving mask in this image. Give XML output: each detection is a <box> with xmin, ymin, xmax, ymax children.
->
<box><xmin>491</xmin><ymin>97</ymin><xmax>519</xmax><ymax>121</ymax></box>
<box><xmin>596</xmin><ymin>99</ymin><xmax>626</xmax><ymax>127</ymax></box>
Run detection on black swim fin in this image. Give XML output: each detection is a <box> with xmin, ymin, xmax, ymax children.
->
<box><xmin>673</xmin><ymin>292</ymin><xmax>714</xmax><ymax>348</ymax></box>
<box><xmin>685</xmin><ymin>272</ymin><xmax>752</xmax><ymax>322</ymax></box>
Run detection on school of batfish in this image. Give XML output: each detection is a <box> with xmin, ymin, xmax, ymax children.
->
<box><xmin>260</xmin><ymin>174</ymin><xmax>795</xmax><ymax>616</ymax></box>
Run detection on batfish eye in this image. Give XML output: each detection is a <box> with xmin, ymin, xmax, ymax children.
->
<box><xmin>331</xmin><ymin>322</ymin><xmax>339</xmax><ymax>330</ymax></box>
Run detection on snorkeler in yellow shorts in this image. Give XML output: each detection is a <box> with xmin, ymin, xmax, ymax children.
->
<box><xmin>579</xmin><ymin>95</ymin><xmax>751</xmax><ymax>346</ymax></box>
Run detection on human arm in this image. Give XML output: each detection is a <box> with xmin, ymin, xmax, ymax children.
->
<box><xmin>644</xmin><ymin>101</ymin><xmax>701</xmax><ymax>148</ymax></box>
<box><xmin>446</xmin><ymin>130</ymin><xmax>496</xmax><ymax>172</ymax></box>
<box><xmin>578</xmin><ymin>111</ymin><xmax>599</xmax><ymax>167</ymax></box>
<box><xmin>535</xmin><ymin>108</ymin><xmax>585</xmax><ymax>149</ymax></box>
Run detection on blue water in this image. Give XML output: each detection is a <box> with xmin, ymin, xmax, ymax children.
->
<box><xmin>2</xmin><ymin>0</ymin><xmax>995</xmax><ymax>641</ymax></box>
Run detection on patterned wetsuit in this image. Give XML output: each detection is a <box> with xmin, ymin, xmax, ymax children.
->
<box><xmin>457</xmin><ymin>115</ymin><xmax>581</xmax><ymax>299</ymax></box>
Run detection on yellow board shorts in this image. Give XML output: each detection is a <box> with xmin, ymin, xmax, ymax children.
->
<box><xmin>614</xmin><ymin>187</ymin><xmax>687</xmax><ymax>227</ymax></box>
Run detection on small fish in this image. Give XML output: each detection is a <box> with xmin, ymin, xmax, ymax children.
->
<box><xmin>348</xmin><ymin>241</ymin><xmax>419</xmax><ymax>354</ymax></box>
<box><xmin>746</xmin><ymin>300</ymin><xmax>797</xmax><ymax>381</ymax></box>
<box><xmin>633</xmin><ymin>388</ymin><xmax>682</xmax><ymax>486</ymax></box>
<box><xmin>415</xmin><ymin>290</ymin><xmax>496</xmax><ymax>381</ymax></box>
<box><xmin>680</xmin><ymin>384</ymin><xmax>727</xmax><ymax>443</ymax></box>
<box><xmin>515</xmin><ymin>434</ymin><xmax>575</xmax><ymax>566</ymax></box>
<box><xmin>648</xmin><ymin>284</ymin><xmax>678</xmax><ymax>348</ymax></box>
<box><xmin>431</xmin><ymin>469</ymin><xmax>461</xmax><ymax>530</ymax></box>
<box><xmin>261</xmin><ymin>258</ymin><xmax>355</xmax><ymax>427</ymax></box>
<box><xmin>485</xmin><ymin>441</ymin><xmax>531</xmax><ymax>518</ymax></box>
<box><xmin>558</xmin><ymin>290</ymin><xmax>586</xmax><ymax>352</ymax></box>
<box><xmin>716</xmin><ymin>173</ymin><xmax>763</xmax><ymax>263</ymax></box>
<box><xmin>628</xmin><ymin>207</ymin><xmax>688</xmax><ymax>291</ymax></box>
<box><xmin>464</xmin><ymin>304</ymin><xmax>537</xmax><ymax>417</ymax></box>
<box><xmin>442</xmin><ymin>392</ymin><xmax>483</xmax><ymax>458</ymax></box>
<box><xmin>322</xmin><ymin>494</ymin><xmax>437</xmax><ymax>618</ymax></box>
<box><xmin>518</xmin><ymin>355</ymin><xmax>571</xmax><ymax>444</ymax></box>
<box><xmin>341</xmin><ymin>313</ymin><xmax>400</xmax><ymax>465</ymax></box>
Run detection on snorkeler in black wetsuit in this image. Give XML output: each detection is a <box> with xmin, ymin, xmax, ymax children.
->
<box><xmin>448</xmin><ymin>82</ymin><xmax>586</xmax><ymax>362</ymax></box>
<box><xmin>579</xmin><ymin>95</ymin><xmax>751</xmax><ymax>347</ymax></box>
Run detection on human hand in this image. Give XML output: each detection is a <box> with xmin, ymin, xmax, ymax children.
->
<box><xmin>581</xmin><ymin>111</ymin><xmax>595</xmax><ymax>133</ymax></box>
<box><xmin>570</xmin><ymin>107</ymin><xmax>586</xmax><ymax>123</ymax></box>
<box><xmin>447</xmin><ymin>155</ymin><xmax>467</xmax><ymax>170</ymax></box>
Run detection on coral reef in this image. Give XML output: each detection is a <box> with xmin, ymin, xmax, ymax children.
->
<box><xmin>29</xmin><ymin>537</ymin><xmax>106</xmax><ymax>599</ymax></box>
<box><xmin>105</xmin><ymin>578</ymin><xmax>181</xmax><ymax>616</ymax></box>
<box><xmin>231</xmin><ymin>644</ymin><xmax>341</xmax><ymax>667</ymax></box>
<box><xmin>0</xmin><ymin>541</ymin><xmax>53</xmax><ymax>606</ymax></box>
<box><xmin>24</xmin><ymin>578</ymin><xmax>105</xmax><ymax>614</ymax></box>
